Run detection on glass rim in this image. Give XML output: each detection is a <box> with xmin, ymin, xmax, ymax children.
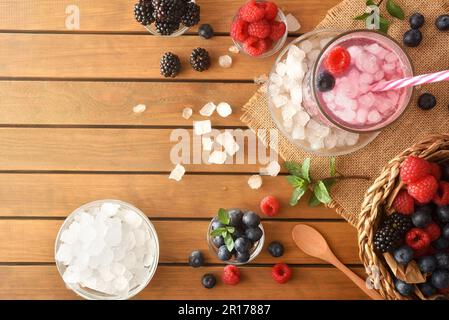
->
<box><xmin>311</xmin><ymin>29</ymin><xmax>416</xmax><ymax>134</ymax></box>
<box><xmin>54</xmin><ymin>199</ymin><xmax>160</xmax><ymax>300</ymax></box>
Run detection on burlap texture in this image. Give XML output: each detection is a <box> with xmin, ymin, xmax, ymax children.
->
<box><xmin>241</xmin><ymin>0</ymin><xmax>449</xmax><ymax>227</ymax></box>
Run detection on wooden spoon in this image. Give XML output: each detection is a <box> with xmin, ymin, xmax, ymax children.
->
<box><xmin>292</xmin><ymin>224</ymin><xmax>383</xmax><ymax>300</ymax></box>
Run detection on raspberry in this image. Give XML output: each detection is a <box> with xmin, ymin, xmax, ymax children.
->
<box><xmin>260</xmin><ymin>195</ymin><xmax>280</xmax><ymax>217</ymax></box>
<box><xmin>424</xmin><ymin>222</ymin><xmax>441</xmax><ymax>242</ymax></box>
<box><xmin>400</xmin><ymin>156</ymin><xmax>431</xmax><ymax>185</ymax></box>
<box><xmin>408</xmin><ymin>175</ymin><xmax>438</xmax><ymax>204</ymax></box>
<box><xmin>433</xmin><ymin>181</ymin><xmax>449</xmax><ymax>206</ymax></box>
<box><xmin>248</xmin><ymin>19</ymin><xmax>271</xmax><ymax>39</ymax></box>
<box><xmin>231</xmin><ymin>19</ymin><xmax>249</xmax><ymax>42</ymax></box>
<box><xmin>269</xmin><ymin>21</ymin><xmax>286</xmax><ymax>41</ymax></box>
<box><xmin>258</xmin><ymin>1</ymin><xmax>278</xmax><ymax>20</ymax></box>
<box><xmin>239</xmin><ymin>0</ymin><xmax>265</xmax><ymax>23</ymax></box>
<box><xmin>271</xmin><ymin>263</ymin><xmax>292</xmax><ymax>284</ymax></box>
<box><xmin>243</xmin><ymin>36</ymin><xmax>269</xmax><ymax>56</ymax></box>
<box><xmin>324</xmin><ymin>46</ymin><xmax>351</xmax><ymax>75</ymax></box>
<box><xmin>392</xmin><ymin>190</ymin><xmax>415</xmax><ymax>215</ymax></box>
<box><xmin>430</xmin><ymin>163</ymin><xmax>442</xmax><ymax>180</ymax></box>
<box><xmin>406</xmin><ymin>228</ymin><xmax>431</xmax><ymax>251</ymax></box>
<box><xmin>222</xmin><ymin>265</ymin><xmax>240</xmax><ymax>285</ymax></box>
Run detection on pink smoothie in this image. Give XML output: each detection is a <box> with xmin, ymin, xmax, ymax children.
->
<box><xmin>316</xmin><ymin>35</ymin><xmax>411</xmax><ymax>131</ymax></box>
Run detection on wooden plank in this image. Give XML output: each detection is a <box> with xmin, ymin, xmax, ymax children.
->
<box><xmin>0</xmin><ymin>128</ymin><xmax>283</xmax><ymax>172</ymax></box>
<box><xmin>0</xmin><ymin>265</ymin><xmax>368</xmax><ymax>300</ymax></box>
<box><xmin>0</xmin><ymin>220</ymin><xmax>359</xmax><ymax>264</ymax></box>
<box><xmin>0</xmin><ymin>33</ymin><xmax>283</xmax><ymax>80</ymax></box>
<box><xmin>0</xmin><ymin>0</ymin><xmax>340</xmax><ymax>33</ymax></box>
<box><xmin>0</xmin><ymin>173</ymin><xmax>338</xmax><ymax>219</ymax></box>
<box><xmin>0</xmin><ymin>81</ymin><xmax>254</xmax><ymax>126</ymax></box>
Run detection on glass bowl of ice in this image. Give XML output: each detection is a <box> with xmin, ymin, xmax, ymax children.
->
<box><xmin>268</xmin><ymin>29</ymin><xmax>383</xmax><ymax>156</ymax></box>
<box><xmin>55</xmin><ymin>200</ymin><xmax>159</xmax><ymax>300</ymax></box>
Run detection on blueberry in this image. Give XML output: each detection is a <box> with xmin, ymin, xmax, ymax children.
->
<box><xmin>395</xmin><ymin>279</ymin><xmax>415</xmax><ymax>296</ymax></box>
<box><xmin>418</xmin><ymin>255</ymin><xmax>437</xmax><ymax>273</ymax></box>
<box><xmin>431</xmin><ymin>269</ymin><xmax>449</xmax><ymax>289</ymax></box>
<box><xmin>234</xmin><ymin>237</ymin><xmax>251</xmax><ymax>253</ymax></box>
<box><xmin>442</xmin><ymin>224</ymin><xmax>449</xmax><ymax>239</ymax></box>
<box><xmin>217</xmin><ymin>245</ymin><xmax>232</xmax><ymax>261</ymax></box>
<box><xmin>201</xmin><ymin>274</ymin><xmax>216</xmax><ymax>289</ymax></box>
<box><xmin>435</xmin><ymin>252</ymin><xmax>449</xmax><ymax>269</ymax></box>
<box><xmin>437</xmin><ymin>206</ymin><xmax>449</xmax><ymax>223</ymax></box>
<box><xmin>409</xmin><ymin>13</ymin><xmax>425</xmax><ymax>29</ymax></box>
<box><xmin>188</xmin><ymin>250</ymin><xmax>204</xmax><ymax>268</ymax></box>
<box><xmin>228</xmin><ymin>209</ymin><xmax>243</xmax><ymax>227</ymax></box>
<box><xmin>232</xmin><ymin>227</ymin><xmax>245</xmax><ymax>239</ymax></box>
<box><xmin>212</xmin><ymin>236</ymin><xmax>225</xmax><ymax>248</ymax></box>
<box><xmin>436</xmin><ymin>15</ymin><xmax>449</xmax><ymax>31</ymax></box>
<box><xmin>211</xmin><ymin>218</ymin><xmax>224</xmax><ymax>230</ymax></box>
<box><xmin>245</xmin><ymin>227</ymin><xmax>263</xmax><ymax>242</ymax></box>
<box><xmin>418</xmin><ymin>93</ymin><xmax>437</xmax><ymax>110</ymax></box>
<box><xmin>316</xmin><ymin>71</ymin><xmax>335</xmax><ymax>92</ymax></box>
<box><xmin>268</xmin><ymin>241</ymin><xmax>284</xmax><ymax>257</ymax></box>
<box><xmin>198</xmin><ymin>24</ymin><xmax>214</xmax><ymax>39</ymax></box>
<box><xmin>433</xmin><ymin>237</ymin><xmax>449</xmax><ymax>250</ymax></box>
<box><xmin>235</xmin><ymin>251</ymin><xmax>250</xmax><ymax>263</ymax></box>
<box><xmin>418</xmin><ymin>280</ymin><xmax>437</xmax><ymax>297</ymax></box>
<box><xmin>403</xmin><ymin>29</ymin><xmax>422</xmax><ymax>47</ymax></box>
<box><xmin>393</xmin><ymin>245</ymin><xmax>414</xmax><ymax>265</ymax></box>
<box><xmin>242</xmin><ymin>211</ymin><xmax>260</xmax><ymax>228</ymax></box>
<box><xmin>412</xmin><ymin>209</ymin><xmax>432</xmax><ymax>227</ymax></box>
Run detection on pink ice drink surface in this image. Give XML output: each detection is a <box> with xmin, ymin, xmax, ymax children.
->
<box><xmin>317</xmin><ymin>38</ymin><xmax>407</xmax><ymax>129</ymax></box>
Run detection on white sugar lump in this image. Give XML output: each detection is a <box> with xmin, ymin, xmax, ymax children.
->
<box><xmin>299</xmin><ymin>40</ymin><xmax>313</xmax><ymax>53</ymax></box>
<box><xmin>202</xmin><ymin>137</ymin><xmax>213</xmax><ymax>151</ymax></box>
<box><xmin>133</xmin><ymin>104</ymin><xmax>146</xmax><ymax>113</ymax></box>
<box><xmin>182</xmin><ymin>107</ymin><xmax>193</xmax><ymax>120</ymax></box>
<box><xmin>208</xmin><ymin>150</ymin><xmax>228</xmax><ymax>164</ymax></box>
<box><xmin>248</xmin><ymin>175</ymin><xmax>263</xmax><ymax>189</ymax></box>
<box><xmin>193</xmin><ymin>120</ymin><xmax>212</xmax><ymax>135</ymax></box>
<box><xmin>275</xmin><ymin>62</ymin><xmax>287</xmax><ymax>76</ymax></box>
<box><xmin>260</xmin><ymin>160</ymin><xmax>281</xmax><ymax>177</ymax></box>
<box><xmin>169</xmin><ymin>164</ymin><xmax>186</xmax><ymax>181</ymax></box>
<box><xmin>218</xmin><ymin>55</ymin><xmax>233</xmax><ymax>68</ymax></box>
<box><xmin>216</xmin><ymin>102</ymin><xmax>232</xmax><ymax>118</ymax></box>
<box><xmin>216</xmin><ymin>131</ymin><xmax>240</xmax><ymax>156</ymax></box>
<box><xmin>56</xmin><ymin>201</ymin><xmax>156</xmax><ymax>298</ymax></box>
<box><xmin>229</xmin><ymin>45</ymin><xmax>240</xmax><ymax>54</ymax></box>
<box><xmin>199</xmin><ymin>102</ymin><xmax>216</xmax><ymax>117</ymax></box>
<box><xmin>292</xmin><ymin>126</ymin><xmax>305</xmax><ymax>140</ymax></box>
<box><xmin>286</xmin><ymin>13</ymin><xmax>301</xmax><ymax>32</ymax></box>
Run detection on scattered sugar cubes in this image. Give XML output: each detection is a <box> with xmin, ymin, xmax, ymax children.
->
<box><xmin>56</xmin><ymin>201</ymin><xmax>158</xmax><ymax>299</ymax></box>
<box><xmin>199</xmin><ymin>102</ymin><xmax>216</xmax><ymax>117</ymax></box>
<box><xmin>260</xmin><ymin>160</ymin><xmax>281</xmax><ymax>177</ymax></box>
<box><xmin>182</xmin><ymin>107</ymin><xmax>193</xmax><ymax>120</ymax></box>
<box><xmin>218</xmin><ymin>55</ymin><xmax>233</xmax><ymax>68</ymax></box>
<box><xmin>216</xmin><ymin>102</ymin><xmax>233</xmax><ymax>118</ymax></box>
<box><xmin>193</xmin><ymin>120</ymin><xmax>212</xmax><ymax>135</ymax></box>
<box><xmin>133</xmin><ymin>104</ymin><xmax>146</xmax><ymax>113</ymax></box>
<box><xmin>286</xmin><ymin>13</ymin><xmax>301</xmax><ymax>32</ymax></box>
<box><xmin>248</xmin><ymin>175</ymin><xmax>263</xmax><ymax>189</ymax></box>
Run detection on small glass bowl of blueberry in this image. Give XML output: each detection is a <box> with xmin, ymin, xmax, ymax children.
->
<box><xmin>207</xmin><ymin>208</ymin><xmax>265</xmax><ymax>265</ymax></box>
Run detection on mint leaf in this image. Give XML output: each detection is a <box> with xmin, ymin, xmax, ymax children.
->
<box><xmin>379</xmin><ymin>15</ymin><xmax>390</xmax><ymax>33</ymax></box>
<box><xmin>386</xmin><ymin>0</ymin><xmax>405</xmax><ymax>20</ymax></box>
<box><xmin>330</xmin><ymin>157</ymin><xmax>336</xmax><ymax>177</ymax></box>
<box><xmin>210</xmin><ymin>227</ymin><xmax>227</xmax><ymax>237</ymax></box>
<box><xmin>354</xmin><ymin>12</ymin><xmax>370</xmax><ymax>20</ymax></box>
<box><xmin>308</xmin><ymin>193</ymin><xmax>321</xmax><ymax>207</ymax></box>
<box><xmin>286</xmin><ymin>175</ymin><xmax>306</xmax><ymax>188</ymax></box>
<box><xmin>301</xmin><ymin>158</ymin><xmax>311</xmax><ymax>182</ymax></box>
<box><xmin>284</xmin><ymin>161</ymin><xmax>303</xmax><ymax>177</ymax></box>
<box><xmin>224</xmin><ymin>233</ymin><xmax>234</xmax><ymax>251</ymax></box>
<box><xmin>218</xmin><ymin>208</ymin><xmax>230</xmax><ymax>225</ymax></box>
<box><xmin>226</xmin><ymin>226</ymin><xmax>235</xmax><ymax>234</ymax></box>
<box><xmin>289</xmin><ymin>187</ymin><xmax>306</xmax><ymax>206</ymax></box>
<box><xmin>313</xmin><ymin>181</ymin><xmax>332</xmax><ymax>204</ymax></box>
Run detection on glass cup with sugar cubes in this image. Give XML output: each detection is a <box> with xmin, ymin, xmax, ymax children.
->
<box><xmin>55</xmin><ymin>200</ymin><xmax>159</xmax><ymax>300</ymax></box>
<box><xmin>268</xmin><ymin>29</ymin><xmax>414</xmax><ymax>156</ymax></box>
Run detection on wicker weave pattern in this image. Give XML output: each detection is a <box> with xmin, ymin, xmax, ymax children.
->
<box><xmin>358</xmin><ymin>134</ymin><xmax>449</xmax><ymax>300</ymax></box>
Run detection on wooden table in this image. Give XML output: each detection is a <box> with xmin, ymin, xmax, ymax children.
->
<box><xmin>0</xmin><ymin>0</ymin><xmax>369</xmax><ymax>300</ymax></box>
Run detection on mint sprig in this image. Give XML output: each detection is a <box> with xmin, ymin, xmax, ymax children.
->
<box><xmin>386</xmin><ymin>0</ymin><xmax>404</xmax><ymax>20</ymax></box>
<box><xmin>210</xmin><ymin>208</ymin><xmax>236</xmax><ymax>251</ymax></box>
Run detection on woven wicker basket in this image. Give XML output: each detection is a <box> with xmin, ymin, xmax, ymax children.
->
<box><xmin>358</xmin><ymin>134</ymin><xmax>449</xmax><ymax>300</ymax></box>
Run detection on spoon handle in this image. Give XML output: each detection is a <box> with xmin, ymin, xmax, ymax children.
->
<box><xmin>331</xmin><ymin>257</ymin><xmax>384</xmax><ymax>300</ymax></box>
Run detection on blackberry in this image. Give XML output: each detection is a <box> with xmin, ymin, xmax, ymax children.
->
<box><xmin>134</xmin><ymin>1</ymin><xmax>155</xmax><ymax>26</ymax></box>
<box><xmin>152</xmin><ymin>0</ymin><xmax>186</xmax><ymax>23</ymax></box>
<box><xmin>374</xmin><ymin>213</ymin><xmax>413</xmax><ymax>252</ymax></box>
<box><xmin>155</xmin><ymin>21</ymin><xmax>180</xmax><ymax>35</ymax></box>
<box><xmin>160</xmin><ymin>52</ymin><xmax>181</xmax><ymax>78</ymax></box>
<box><xmin>181</xmin><ymin>2</ymin><xmax>200</xmax><ymax>27</ymax></box>
<box><xmin>190</xmin><ymin>47</ymin><xmax>211</xmax><ymax>72</ymax></box>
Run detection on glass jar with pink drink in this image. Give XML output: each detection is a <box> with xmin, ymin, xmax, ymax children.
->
<box><xmin>268</xmin><ymin>29</ymin><xmax>414</xmax><ymax>155</ymax></box>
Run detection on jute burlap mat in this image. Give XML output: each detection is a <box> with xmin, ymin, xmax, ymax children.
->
<box><xmin>241</xmin><ymin>0</ymin><xmax>449</xmax><ymax>227</ymax></box>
